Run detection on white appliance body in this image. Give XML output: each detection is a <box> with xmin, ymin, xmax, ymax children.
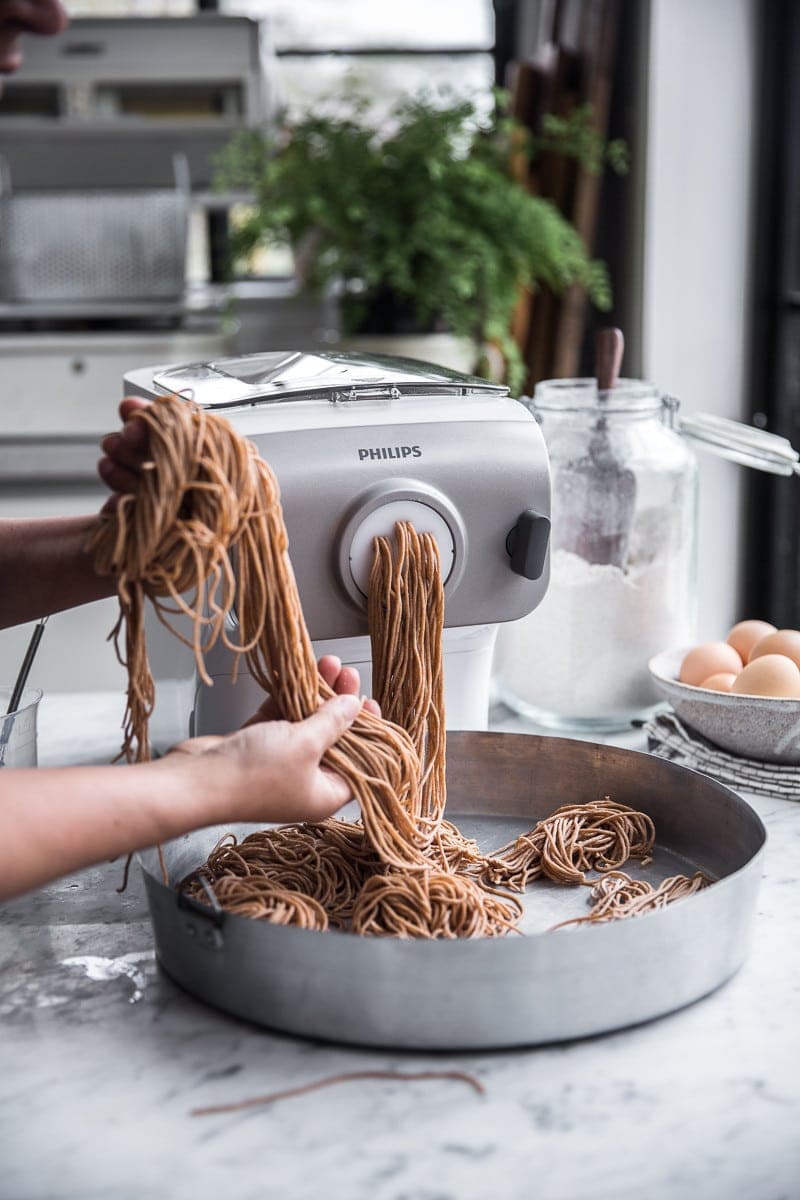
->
<box><xmin>124</xmin><ymin>351</ymin><xmax>551</xmax><ymax>735</ymax></box>
<box><xmin>192</xmin><ymin>624</ymin><xmax>499</xmax><ymax>736</ymax></box>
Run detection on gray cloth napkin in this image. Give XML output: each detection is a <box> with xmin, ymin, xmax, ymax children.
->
<box><xmin>643</xmin><ymin>709</ymin><xmax>800</xmax><ymax>800</ymax></box>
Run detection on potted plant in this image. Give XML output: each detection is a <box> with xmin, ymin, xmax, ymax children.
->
<box><xmin>216</xmin><ymin>89</ymin><xmax>626</xmax><ymax>391</ymax></box>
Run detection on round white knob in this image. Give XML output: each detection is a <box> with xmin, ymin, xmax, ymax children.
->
<box><xmin>347</xmin><ymin>499</ymin><xmax>455</xmax><ymax>597</ymax></box>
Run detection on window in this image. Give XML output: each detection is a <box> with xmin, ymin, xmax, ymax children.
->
<box><xmin>221</xmin><ymin>0</ymin><xmax>495</xmax><ymax>119</ymax></box>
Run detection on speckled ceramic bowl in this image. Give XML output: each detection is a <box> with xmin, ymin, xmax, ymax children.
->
<box><xmin>649</xmin><ymin>647</ymin><xmax>800</xmax><ymax>765</ymax></box>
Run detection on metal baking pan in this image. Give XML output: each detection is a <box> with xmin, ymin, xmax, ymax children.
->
<box><xmin>140</xmin><ymin>732</ymin><xmax>765</xmax><ymax>1049</ymax></box>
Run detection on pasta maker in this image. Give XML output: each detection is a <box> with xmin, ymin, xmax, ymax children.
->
<box><xmin>124</xmin><ymin>350</ymin><xmax>551</xmax><ymax>733</ymax></box>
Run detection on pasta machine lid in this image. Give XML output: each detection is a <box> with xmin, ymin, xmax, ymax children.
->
<box><xmin>150</xmin><ymin>350</ymin><xmax>508</xmax><ymax>410</ymax></box>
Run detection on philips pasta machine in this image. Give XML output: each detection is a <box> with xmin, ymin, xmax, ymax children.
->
<box><xmin>124</xmin><ymin>350</ymin><xmax>551</xmax><ymax>734</ymax></box>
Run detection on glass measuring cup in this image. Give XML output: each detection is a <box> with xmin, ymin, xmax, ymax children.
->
<box><xmin>0</xmin><ymin>688</ymin><xmax>42</xmax><ymax>767</ymax></box>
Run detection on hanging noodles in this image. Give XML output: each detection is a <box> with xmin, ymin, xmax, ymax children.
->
<box><xmin>90</xmin><ymin>395</ymin><xmax>428</xmax><ymax>873</ymax></box>
<box><xmin>91</xmin><ymin>394</ymin><xmax>709</xmax><ymax>937</ymax></box>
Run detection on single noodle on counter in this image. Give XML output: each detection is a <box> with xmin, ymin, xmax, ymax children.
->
<box><xmin>92</xmin><ymin>395</ymin><xmax>711</xmax><ymax>937</ymax></box>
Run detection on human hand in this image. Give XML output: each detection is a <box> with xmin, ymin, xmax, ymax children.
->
<box><xmin>246</xmin><ymin>654</ymin><xmax>380</xmax><ymax>722</ymax></box>
<box><xmin>166</xmin><ymin>691</ymin><xmax>364</xmax><ymax>824</ymax></box>
<box><xmin>97</xmin><ymin>397</ymin><xmax>151</xmax><ymax>505</ymax></box>
<box><xmin>165</xmin><ymin>655</ymin><xmax>379</xmax><ymax>824</ymax></box>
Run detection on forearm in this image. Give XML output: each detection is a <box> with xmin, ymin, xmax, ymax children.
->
<box><xmin>0</xmin><ymin>516</ymin><xmax>116</xmax><ymax>628</ymax></box>
<box><xmin>0</xmin><ymin>756</ymin><xmax>222</xmax><ymax>900</ymax></box>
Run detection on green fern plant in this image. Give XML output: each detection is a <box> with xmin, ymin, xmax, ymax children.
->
<box><xmin>217</xmin><ymin>90</ymin><xmax>626</xmax><ymax>392</ymax></box>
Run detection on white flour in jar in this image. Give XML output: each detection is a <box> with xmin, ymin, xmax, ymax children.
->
<box><xmin>494</xmin><ymin>548</ymin><xmax>694</xmax><ymax>721</ymax></box>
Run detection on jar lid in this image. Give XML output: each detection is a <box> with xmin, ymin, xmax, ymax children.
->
<box><xmin>678</xmin><ymin>411</ymin><xmax>800</xmax><ymax>476</ymax></box>
<box><xmin>530</xmin><ymin>377</ymin><xmax>662</xmax><ymax>414</ymax></box>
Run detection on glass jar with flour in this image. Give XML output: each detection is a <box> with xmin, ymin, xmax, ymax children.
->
<box><xmin>493</xmin><ymin>377</ymin><xmax>698</xmax><ymax>731</ymax></box>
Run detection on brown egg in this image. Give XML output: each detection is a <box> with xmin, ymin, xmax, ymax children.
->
<box><xmin>726</xmin><ymin>619</ymin><xmax>777</xmax><ymax>663</ymax></box>
<box><xmin>731</xmin><ymin>654</ymin><xmax>800</xmax><ymax>698</ymax></box>
<box><xmin>700</xmin><ymin>672</ymin><xmax>737</xmax><ymax>692</ymax></box>
<box><xmin>679</xmin><ymin>642</ymin><xmax>743</xmax><ymax>687</ymax></box>
<box><xmin>749</xmin><ymin>629</ymin><xmax>800</xmax><ymax>672</ymax></box>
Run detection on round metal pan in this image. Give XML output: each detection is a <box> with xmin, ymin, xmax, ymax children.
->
<box><xmin>140</xmin><ymin>733</ymin><xmax>766</xmax><ymax>1049</ymax></box>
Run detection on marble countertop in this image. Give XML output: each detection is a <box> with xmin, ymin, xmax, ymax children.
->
<box><xmin>1</xmin><ymin>694</ymin><xmax>798</xmax><ymax>1200</ymax></box>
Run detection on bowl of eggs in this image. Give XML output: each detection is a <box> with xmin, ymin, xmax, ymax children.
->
<box><xmin>649</xmin><ymin>621</ymin><xmax>800</xmax><ymax>764</ymax></box>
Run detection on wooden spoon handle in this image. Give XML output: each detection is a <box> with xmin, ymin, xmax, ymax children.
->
<box><xmin>595</xmin><ymin>327</ymin><xmax>625</xmax><ymax>392</ymax></box>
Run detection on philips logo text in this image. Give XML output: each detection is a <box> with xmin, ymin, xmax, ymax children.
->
<box><xmin>358</xmin><ymin>445</ymin><xmax>422</xmax><ymax>462</ymax></box>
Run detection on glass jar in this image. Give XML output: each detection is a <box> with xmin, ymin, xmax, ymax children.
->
<box><xmin>493</xmin><ymin>378</ymin><xmax>698</xmax><ymax>731</ymax></box>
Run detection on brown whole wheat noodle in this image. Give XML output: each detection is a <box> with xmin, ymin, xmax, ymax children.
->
<box><xmin>92</xmin><ymin>395</ymin><xmax>709</xmax><ymax>937</ymax></box>
<box><xmin>551</xmin><ymin>869</ymin><xmax>712</xmax><ymax>929</ymax></box>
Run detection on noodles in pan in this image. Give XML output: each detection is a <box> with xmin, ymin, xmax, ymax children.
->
<box><xmin>92</xmin><ymin>395</ymin><xmax>710</xmax><ymax>936</ymax></box>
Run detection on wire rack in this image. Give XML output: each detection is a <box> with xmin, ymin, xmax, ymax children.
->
<box><xmin>0</xmin><ymin>156</ymin><xmax>190</xmax><ymax>304</ymax></box>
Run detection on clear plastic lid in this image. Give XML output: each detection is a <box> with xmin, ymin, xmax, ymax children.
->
<box><xmin>152</xmin><ymin>350</ymin><xmax>507</xmax><ymax>410</ymax></box>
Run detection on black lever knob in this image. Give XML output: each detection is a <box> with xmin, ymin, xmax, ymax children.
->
<box><xmin>506</xmin><ymin>510</ymin><xmax>550</xmax><ymax>580</ymax></box>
